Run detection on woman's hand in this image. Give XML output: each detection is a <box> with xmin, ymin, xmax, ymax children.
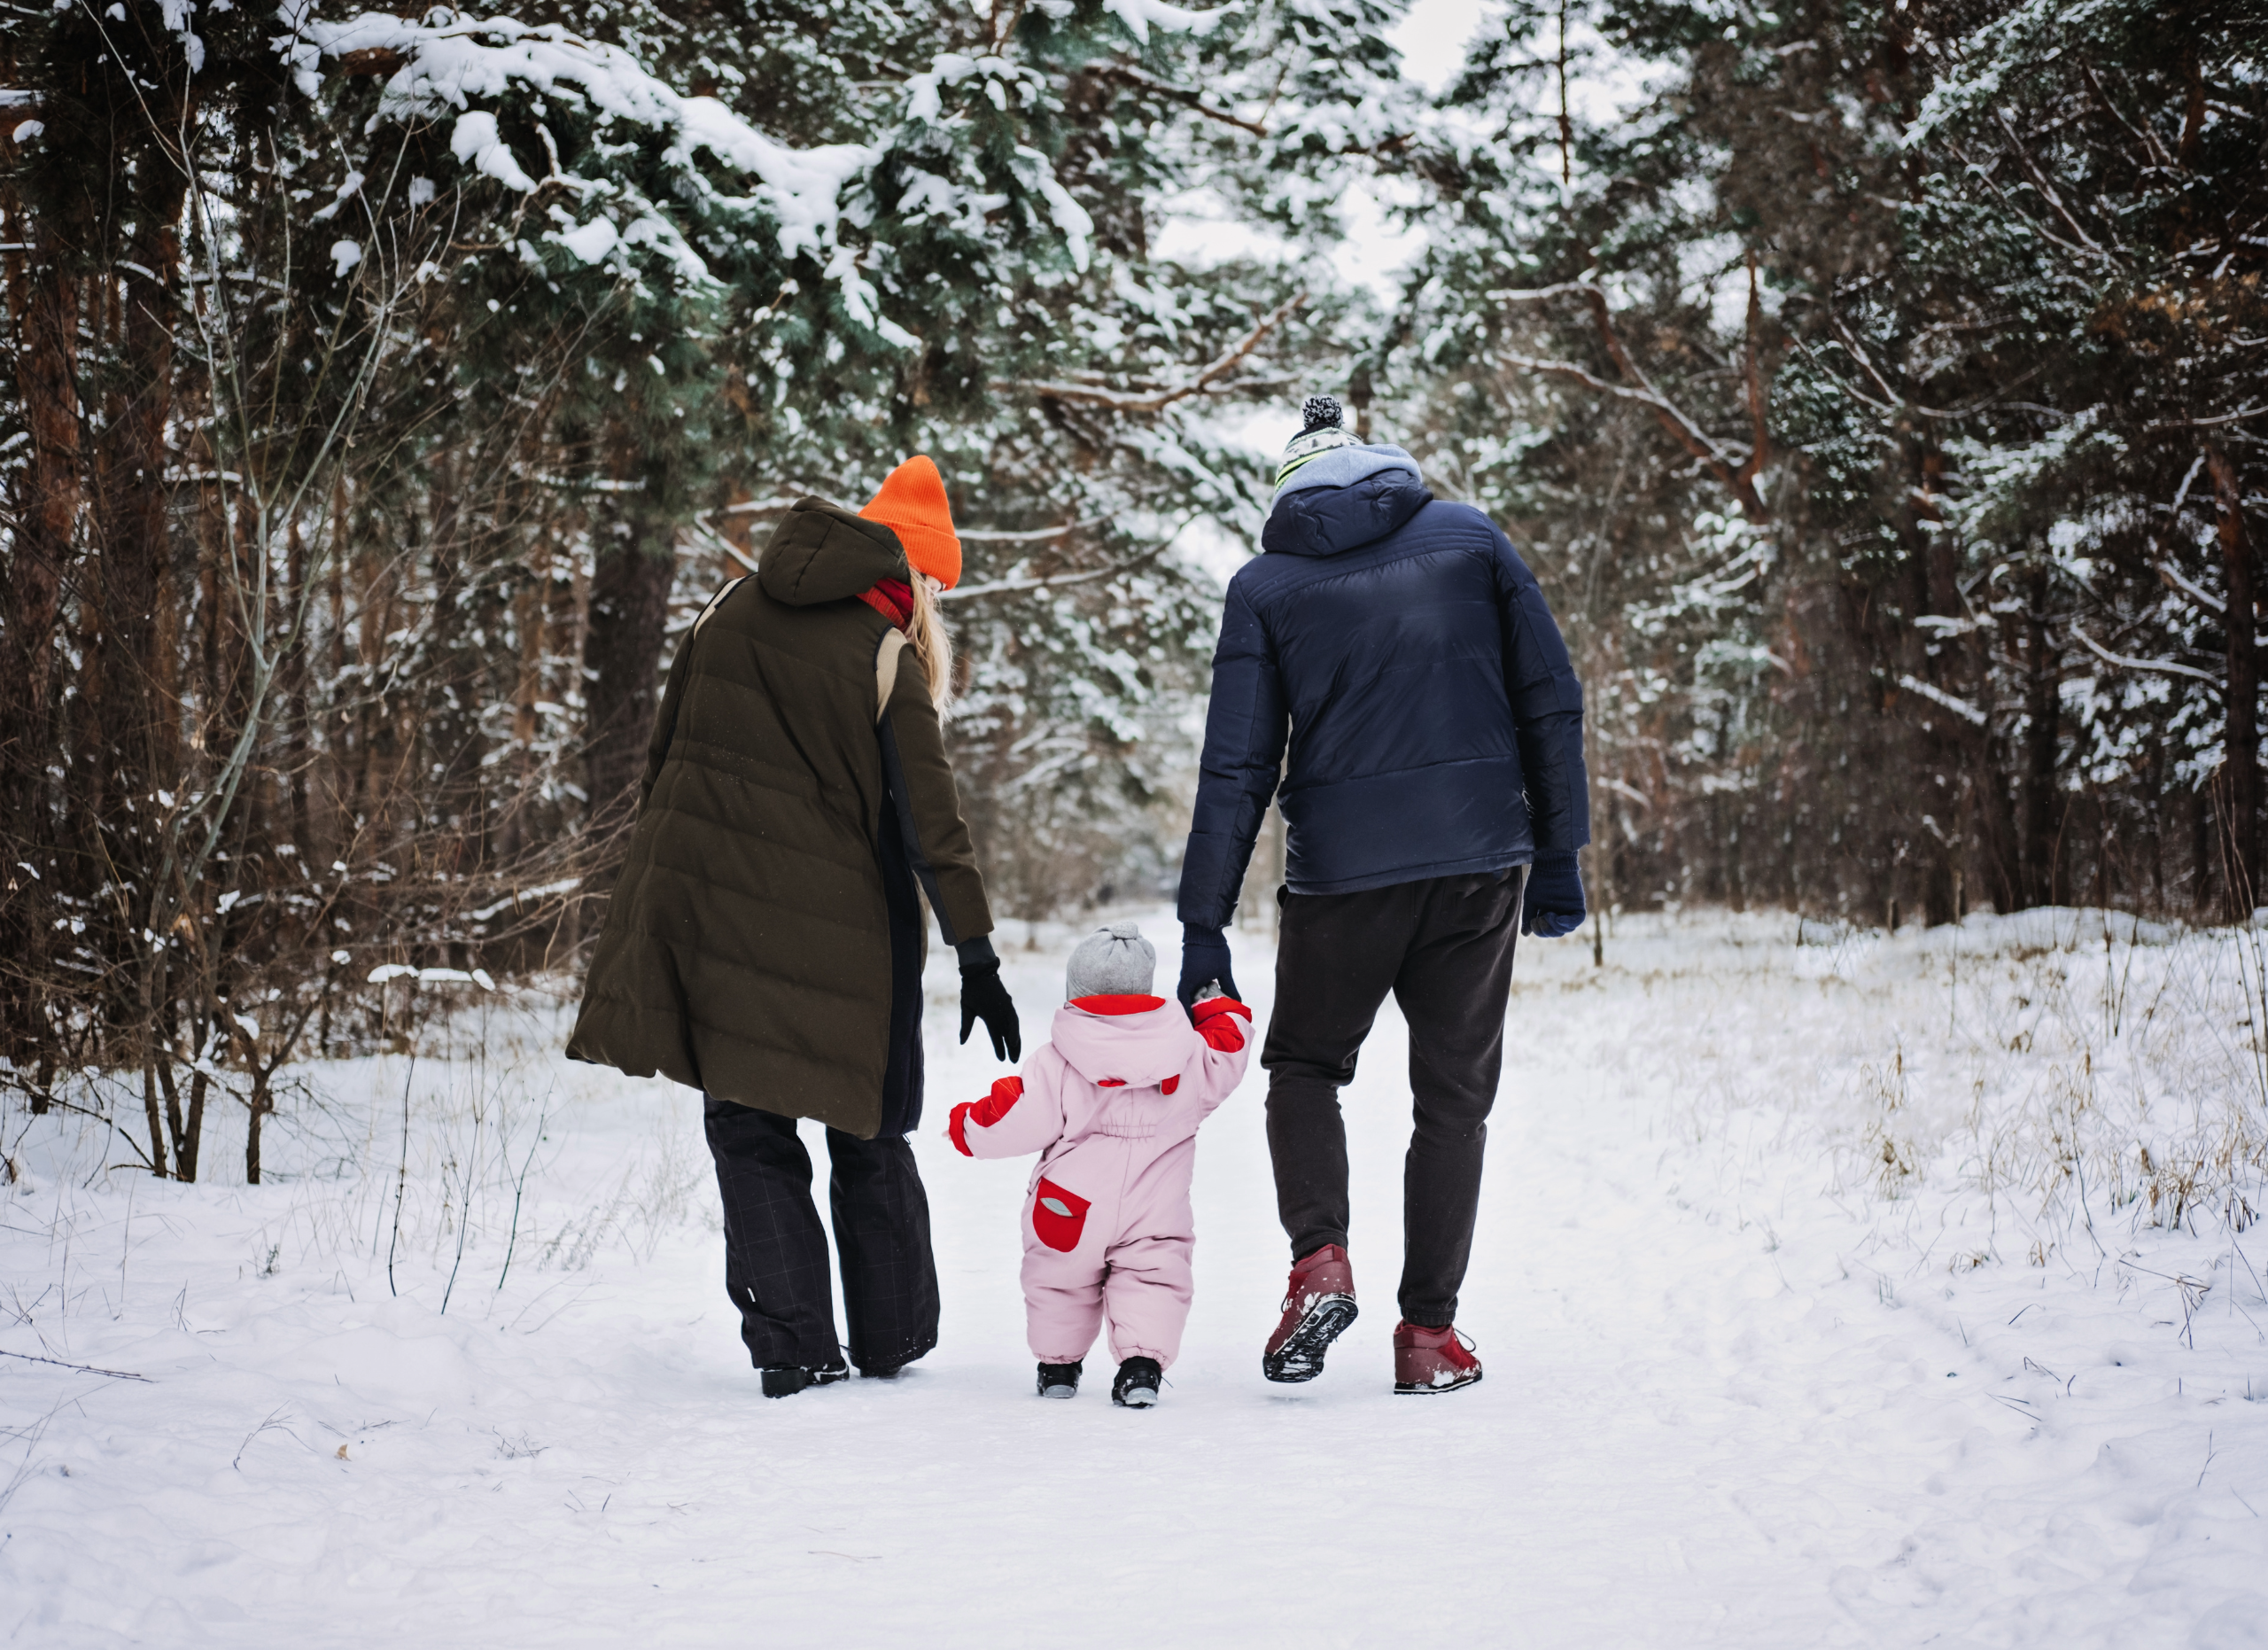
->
<box><xmin>959</xmin><ymin>961</ymin><xmax>1021</xmax><ymax>1062</ymax></box>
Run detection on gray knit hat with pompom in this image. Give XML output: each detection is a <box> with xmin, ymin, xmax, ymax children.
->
<box><xmin>1066</xmin><ymin>921</ymin><xmax>1157</xmax><ymax>1000</ymax></box>
<box><xmin>1275</xmin><ymin>393</ymin><xmax>1360</xmax><ymax>488</ymax></box>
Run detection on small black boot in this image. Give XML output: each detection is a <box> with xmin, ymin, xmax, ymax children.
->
<box><xmin>1111</xmin><ymin>1356</ymin><xmax>1163</xmax><ymax>1408</ymax></box>
<box><xmin>761</xmin><ymin>1362</ymin><xmax>850</xmax><ymax>1398</ymax></box>
<box><xmin>1037</xmin><ymin>1360</ymin><xmax>1084</xmax><ymax>1399</ymax></box>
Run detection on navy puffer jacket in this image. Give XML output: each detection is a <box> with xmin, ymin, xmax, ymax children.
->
<box><xmin>1177</xmin><ymin>447</ymin><xmax>1589</xmax><ymax>930</ymax></box>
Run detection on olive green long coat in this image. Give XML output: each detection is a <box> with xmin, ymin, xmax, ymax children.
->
<box><xmin>565</xmin><ymin>499</ymin><xmax>994</xmax><ymax>1138</ymax></box>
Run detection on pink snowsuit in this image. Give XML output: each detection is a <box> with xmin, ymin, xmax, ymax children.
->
<box><xmin>949</xmin><ymin>993</ymin><xmax>1252</xmax><ymax>1369</ymax></box>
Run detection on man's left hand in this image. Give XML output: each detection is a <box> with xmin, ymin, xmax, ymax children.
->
<box><xmin>1521</xmin><ymin>852</ymin><xmax>1586</xmax><ymax>939</ymax></box>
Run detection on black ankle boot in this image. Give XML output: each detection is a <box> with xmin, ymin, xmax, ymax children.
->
<box><xmin>761</xmin><ymin>1362</ymin><xmax>849</xmax><ymax>1398</ymax></box>
<box><xmin>1111</xmin><ymin>1356</ymin><xmax>1163</xmax><ymax>1408</ymax></box>
<box><xmin>1037</xmin><ymin>1360</ymin><xmax>1084</xmax><ymax>1399</ymax></box>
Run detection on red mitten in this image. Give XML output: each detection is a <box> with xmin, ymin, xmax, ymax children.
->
<box><xmin>974</xmin><ymin>1075</ymin><xmax>1024</xmax><ymax>1125</ymax></box>
<box><xmin>1191</xmin><ymin>996</ymin><xmax>1252</xmax><ymax>1052</ymax></box>
<box><xmin>949</xmin><ymin>1075</ymin><xmax>1025</xmax><ymax>1154</ymax></box>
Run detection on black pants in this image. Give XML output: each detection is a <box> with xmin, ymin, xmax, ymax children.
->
<box><xmin>703</xmin><ymin>1099</ymin><xmax>941</xmax><ymax>1374</ymax></box>
<box><xmin>1261</xmin><ymin>866</ymin><xmax>1526</xmax><ymax>1327</ymax></box>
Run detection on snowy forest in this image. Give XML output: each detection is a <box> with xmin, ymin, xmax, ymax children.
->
<box><xmin>2</xmin><ymin>0</ymin><xmax>2264</xmax><ymax>1168</ymax></box>
<box><xmin>5</xmin><ymin>3</ymin><xmax>2268</xmax><ymax>1639</ymax></box>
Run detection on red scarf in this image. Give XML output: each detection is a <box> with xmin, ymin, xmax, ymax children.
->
<box><xmin>856</xmin><ymin>578</ymin><xmax>913</xmax><ymax>632</ymax></box>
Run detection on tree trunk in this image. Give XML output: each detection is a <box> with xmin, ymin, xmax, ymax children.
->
<box><xmin>428</xmin><ymin>455</ymin><xmax>493</xmax><ymax>876</ymax></box>
<box><xmin>2209</xmin><ymin>446</ymin><xmax>2256</xmax><ymax>919</ymax></box>
<box><xmin>245</xmin><ymin>1083</ymin><xmax>272</xmax><ymax>1187</ymax></box>
<box><xmin>1909</xmin><ymin>440</ymin><xmax>1965</xmax><ymax>928</ymax></box>
<box><xmin>89</xmin><ymin>175</ymin><xmax>187</xmax><ymax>1047</ymax></box>
<box><xmin>182</xmin><ymin>1067</ymin><xmax>208</xmax><ymax>1185</ymax></box>
<box><xmin>140</xmin><ymin>1061</ymin><xmax>172</xmax><ymax>1180</ymax></box>
<box><xmin>2017</xmin><ymin>568</ymin><xmax>2062</xmax><ymax>908</ymax></box>
<box><xmin>502</xmin><ymin>531</ymin><xmax>554</xmax><ymax>864</ymax></box>
<box><xmin>582</xmin><ymin>524</ymin><xmax>676</xmax><ymax>836</ymax></box>
<box><xmin>0</xmin><ymin>261</ymin><xmax>81</xmax><ymax>817</ymax></box>
<box><xmin>0</xmin><ymin>213</ymin><xmax>88</xmax><ymax>1060</ymax></box>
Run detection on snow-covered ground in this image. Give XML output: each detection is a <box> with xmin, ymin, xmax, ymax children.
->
<box><xmin>5</xmin><ymin>909</ymin><xmax>2267</xmax><ymax>1647</ymax></box>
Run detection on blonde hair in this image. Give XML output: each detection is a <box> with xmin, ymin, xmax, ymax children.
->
<box><xmin>907</xmin><ymin>573</ymin><xmax>955</xmax><ymax>714</ymax></box>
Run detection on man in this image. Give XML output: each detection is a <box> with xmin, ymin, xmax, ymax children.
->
<box><xmin>1176</xmin><ymin>395</ymin><xmax>1589</xmax><ymax>1395</ymax></box>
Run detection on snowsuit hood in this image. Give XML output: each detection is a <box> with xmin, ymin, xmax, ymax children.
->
<box><xmin>1048</xmin><ymin>996</ymin><xmax>1198</xmax><ymax>1091</ymax></box>
<box><xmin>1261</xmin><ymin>445</ymin><xmax>1432</xmax><ymax>558</ymax></box>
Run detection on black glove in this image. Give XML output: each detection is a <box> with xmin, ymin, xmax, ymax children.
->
<box><xmin>1176</xmin><ymin>925</ymin><xmax>1240</xmax><ymax>1012</ymax></box>
<box><xmin>958</xmin><ymin>958</ymin><xmax>1021</xmax><ymax>1062</ymax></box>
<box><xmin>1521</xmin><ymin>851</ymin><xmax>1586</xmax><ymax>939</ymax></box>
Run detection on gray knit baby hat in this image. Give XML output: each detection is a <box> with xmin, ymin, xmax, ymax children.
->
<box><xmin>1065</xmin><ymin>921</ymin><xmax>1157</xmax><ymax>1000</ymax></box>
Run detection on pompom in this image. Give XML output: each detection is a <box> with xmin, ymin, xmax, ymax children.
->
<box><xmin>1301</xmin><ymin>394</ymin><xmax>1344</xmax><ymax>434</ymax></box>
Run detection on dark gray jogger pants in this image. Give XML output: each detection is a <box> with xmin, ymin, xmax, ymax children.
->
<box><xmin>1260</xmin><ymin>866</ymin><xmax>1526</xmax><ymax>1327</ymax></box>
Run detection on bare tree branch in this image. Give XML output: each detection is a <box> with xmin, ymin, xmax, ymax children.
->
<box><xmin>1092</xmin><ymin>63</ymin><xmax>1268</xmax><ymax>136</ymax></box>
<box><xmin>1007</xmin><ymin>292</ymin><xmax>1306</xmax><ymax>413</ymax></box>
<box><xmin>1498</xmin><ymin>280</ymin><xmax>1771</xmax><ymax>521</ymax></box>
<box><xmin>943</xmin><ymin>515</ymin><xmax>1199</xmax><ymax>602</ymax></box>
<box><xmin>1736</xmin><ymin>253</ymin><xmax>1771</xmax><ymax>493</ymax></box>
<box><xmin>959</xmin><ymin>515</ymin><xmax>1112</xmax><ymax>543</ymax></box>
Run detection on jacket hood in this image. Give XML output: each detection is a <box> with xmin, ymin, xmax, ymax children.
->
<box><xmin>1050</xmin><ymin>997</ymin><xmax>1200</xmax><ymax>1089</ymax></box>
<box><xmin>758</xmin><ymin>498</ymin><xmax>910</xmax><ymax>607</ymax></box>
<box><xmin>1261</xmin><ymin>445</ymin><xmax>1432</xmax><ymax>558</ymax></box>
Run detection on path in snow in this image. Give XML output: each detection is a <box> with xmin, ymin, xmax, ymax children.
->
<box><xmin>4</xmin><ymin>912</ymin><xmax>2266</xmax><ymax>1646</ymax></box>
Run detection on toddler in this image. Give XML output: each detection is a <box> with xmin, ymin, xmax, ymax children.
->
<box><xmin>947</xmin><ymin>922</ymin><xmax>1250</xmax><ymax>1406</ymax></box>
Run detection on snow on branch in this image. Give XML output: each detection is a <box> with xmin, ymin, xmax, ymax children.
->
<box><xmin>1101</xmin><ymin>0</ymin><xmax>1231</xmax><ymax>45</ymax></box>
<box><xmin>1895</xmin><ymin>673</ymin><xmax>1990</xmax><ymax>728</ymax></box>
<box><xmin>1007</xmin><ymin>293</ymin><xmax>1307</xmax><ymax>413</ymax></box>
<box><xmin>2070</xmin><ymin>627</ymin><xmax>2224</xmax><ymax>688</ymax></box>
<box><xmin>277</xmin><ymin>7</ymin><xmax>897</xmax><ymax>333</ymax></box>
<box><xmin>899</xmin><ymin>57</ymin><xmax>1091</xmax><ymax>269</ymax></box>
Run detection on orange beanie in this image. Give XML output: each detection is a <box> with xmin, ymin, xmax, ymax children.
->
<box><xmin>858</xmin><ymin>455</ymin><xmax>961</xmax><ymax>589</ymax></box>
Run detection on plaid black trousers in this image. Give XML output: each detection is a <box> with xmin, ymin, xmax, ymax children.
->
<box><xmin>703</xmin><ymin>1098</ymin><xmax>941</xmax><ymax>1374</ymax></box>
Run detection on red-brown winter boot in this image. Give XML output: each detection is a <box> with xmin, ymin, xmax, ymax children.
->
<box><xmin>1392</xmin><ymin>1320</ymin><xmax>1482</xmax><ymax>1395</ymax></box>
<box><xmin>1262</xmin><ymin>1244</ymin><xmax>1358</xmax><ymax>1383</ymax></box>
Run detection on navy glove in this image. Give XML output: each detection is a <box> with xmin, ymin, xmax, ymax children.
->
<box><xmin>1521</xmin><ymin>852</ymin><xmax>1586</xmax><ymax>939</ymax></box>
<box><xmin>1177</xmin><ymin>925</ymin><xmax>1240</xmax><ymax>1013</ymax></box>
<box><xmin>958</xmin><ymin>951</ymin><xmax>1021</xmax><ymax>1062</ymax></box>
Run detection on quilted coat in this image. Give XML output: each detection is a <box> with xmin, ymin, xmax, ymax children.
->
<box><xmin>1177</xmin><ymin>445</ymin><xmax>1589</xmax><ymax>930</ymax></box>
<box><xmin>566</xmin><ymin>499</ymin><xmax>994</xmax><ymax>1139</ymax></box>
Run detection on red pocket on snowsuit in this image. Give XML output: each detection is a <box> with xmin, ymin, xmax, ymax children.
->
<box><xmin>1031</xmin><ymin>1178</ymin><xmax>1091</xmax><ymax>1253</ymax></box>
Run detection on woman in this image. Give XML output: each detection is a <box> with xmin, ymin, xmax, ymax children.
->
<box><xmin>568</xmin><ymin>456</ymin><xmax>1021</xmax><ymax>1397</ymax></box>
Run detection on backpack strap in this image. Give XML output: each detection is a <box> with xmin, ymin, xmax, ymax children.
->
<box><xmin>692</xmin><ymin>575</ymin><xmax>748</xmax><ymax>639</ymax></box>
<box><xmin>692</xmin><ymin>572</ymin><xmax>899</xmax><ymax>723</ymax></box>
<box><xmin>874</xmin><ymin>629</ymin><xmax>907</xmax><ymax>723</ymax></box>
